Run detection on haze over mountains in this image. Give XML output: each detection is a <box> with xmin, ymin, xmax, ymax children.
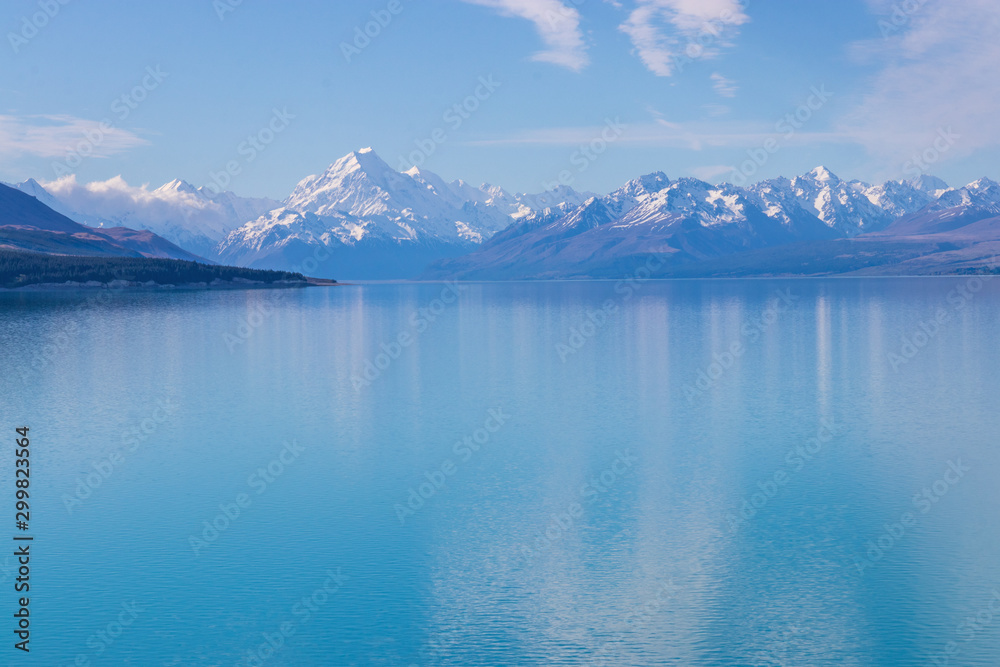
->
<box><xmin>7</xmin><ymin>148</ymin><xmax>1000</xmax><ymax>279</ymax></box>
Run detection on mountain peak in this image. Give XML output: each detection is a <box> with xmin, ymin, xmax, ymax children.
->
<box><xmin>907</xmin><ymin>174</ymin><xmax>949</xmax><ymax>194</ymax></box>
<box><xmin>156</xmin><ymin>178</ymin><xmax>200</xmax><ymax>195</ymax></box>
<box><xmin>15</xmin><ymin>177</ymin><xmax>48</xmax><ymax>194</ymax></box>
<box><xmin>967</xmin><ymin>177</ymin><xmax>999</xmax><ymax>190</ymax></box>
<box><xmin>807</xmin><ymin>166</ymin><xmax>839</xmax><ymax>183</ymax></box>
<box><xmin>619</xmin><ymin>171</ymin><xmax>670</xmax><ymax>198</ymax></box>
<box><xmin>325</xmin><ymin>148</ymin><xmax>395</xmax><ymax>180</ymax></box>
<box><xmin>351</xmin><ymin>147</ymin><xmax>383</xmax><ymax>165</ymax></box>
<box><xmin>640</xmin><ymin>171</ymin><xmax>670</xmax><ymax>190</ymax></box>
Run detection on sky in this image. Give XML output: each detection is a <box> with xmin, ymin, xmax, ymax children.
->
<box><xmin>1</xmin><ymin>0</ymin><xmax>998</xmax><ymax>199</ymax></box>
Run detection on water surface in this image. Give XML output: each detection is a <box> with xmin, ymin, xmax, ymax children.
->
<box><xmin>1</xmin><ymin>278</ymin><xmax>999</xmax><ymax>666</ymax></box>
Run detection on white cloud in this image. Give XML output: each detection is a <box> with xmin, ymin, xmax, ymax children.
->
<box><xmin>38</xmin><ymin>175</ymin><xmax>233</xmax><ymax>239</ymax></box>
<box><xmin>843</xmin><ymin>0</ymin><xmax>1000</xmax><ymax>174</ymax></box>
<box><xmin>459</xmin><ymin>0</ymin><xmax>589</xmax><ymax>71</ymax></box>
<box><xmin>619</xmin><ymin>0</ymin><xmax>749</xmax><ymax>76</ymax></box>
<box><xmin>0</xmin><ymin>114</ymin><xmax>148</xmax><ymax>159</ymax></box>
<box><xmin>710</xmin><ymin>72</ymin><xmax>737</xmax><ymax>97</ymax></box>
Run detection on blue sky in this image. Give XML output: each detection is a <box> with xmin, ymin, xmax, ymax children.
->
<box><xmin>1</xmin><ymin>0</ymin><xmax>997</xmax><ymax>198</ymax></box>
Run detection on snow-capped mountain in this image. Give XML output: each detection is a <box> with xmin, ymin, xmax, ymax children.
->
<box><xmin>155</xmin><ymin>178</ymin><xmax>281</xmax><ymax>241</ymax></box>
<box><xmin>425</xmin><ymin>168</ymin><xmax>1000</xmax><ymax>280</ymax></box>
<box><xmin>746</xmin><ymin>167</ymin><xmax>933</xmax><ymax>237</ymax></box>
<box><xmin>12</xmin><ymin>177</ymin><xmax>280</xmax><ymax>259</ymax></box>
<box><xmin>11</xmin><ymin>178</ymin><xmax>78</xmax><ymax>219</ymax></box>
<box><xmin>7</xmin><ymin>149</ymin><xmax>592</xmax><ymax>277</ymax></box>
<box><xmin>932</xmin><ymin>177</ymin><xmax>1000</xmax><ymax>212</ymax></box>
<box><xmin>218</xmin><ymin>148</ymin><xmax>591</xmax><ymax>278</ymax></box>
<box><xmin>12</xmin><ymin>154</ymin><xmax>999</xmax><ymax>280</ymax></box>
<box><xmin>279</xmin><ymin>147</ymin><xmax>586</xmax><ymax>242</ymax></box>
<box><xmin>907</xmin><ymin>174</ymin><xmax>950</xmax><ymax>197</ymax></box>
<box><xmin>406</xmin><ymin>167</ymin><xmax>592</xmax><ymax>225</ymax></box>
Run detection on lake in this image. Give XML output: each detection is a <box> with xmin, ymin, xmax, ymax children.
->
<box><xmin>1</xmin><ymin>278</ymin><xmax>999</xmax><ymax>666</ymax></box>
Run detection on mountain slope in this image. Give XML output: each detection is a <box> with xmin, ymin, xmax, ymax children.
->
<box><xmin>13</xmin><ymin>177</ymin><xmax>279</xmax><ymax>259</ymax></box>
<box><xmin>0</xmin><ymin>183</ymin><xmax>205</xmax><ymax>261</ymax></box>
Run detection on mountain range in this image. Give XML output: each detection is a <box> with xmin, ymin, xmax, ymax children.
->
<box><xmin>425</xmin><ymin>167</ymin><xmax>1000</xmax><ymax>279</ymax></box>
<box><xmin>8</xmin><ymin>148</ymin><xmax>1000</xmax><ymax>279</ymax></box>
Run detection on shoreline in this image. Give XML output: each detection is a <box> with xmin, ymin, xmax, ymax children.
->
<box><xmin>0</xmin><ymin>277</ymin><xmax>343</xmax><ymax>292</ymax></box>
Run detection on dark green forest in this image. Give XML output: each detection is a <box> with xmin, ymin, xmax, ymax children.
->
<box><xmin>0</xmin><ymin>250</ymin><xmax>310</xmax><ymax>288</ymax></box>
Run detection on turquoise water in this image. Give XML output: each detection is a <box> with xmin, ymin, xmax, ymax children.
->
<box><xmin>1</xmin><ymin>278</ymin><xmax>1000</xmax><ymax>666</ymax></box>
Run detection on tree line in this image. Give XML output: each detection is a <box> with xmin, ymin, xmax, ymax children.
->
<box><xmin>0</xmin><ymin>250</ymin><xmax>313</xmax><ymax>288</ymax></box>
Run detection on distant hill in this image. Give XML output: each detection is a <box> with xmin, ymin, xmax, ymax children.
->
<box><xmin>0</xmin><ymin>183</ymin><xmax>206</xmax><ymax>262</ymax></box>
<box><xmin>0</xmin><ymin>183</ymin><xmax>337</xmax><ymax>289</ymax></box>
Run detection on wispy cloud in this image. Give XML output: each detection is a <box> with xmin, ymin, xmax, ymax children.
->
<box><xmin>619</xmin><ymin>0</ymin><xmax>749</xmax><ymax>76</ymax></box>
<box><xmin>710</xmin><ymin>72</ymin><xmax>738</xmax><ymax>97</ymax></box>
<box><xmin>0</xmin><ymin>115</ymin><xmax>148</xmax><ymax>159</ymax></box>
<box><xmin>459</xmin><ymin>0</ymin><xmax>589</xmax><ymax>71</ymax></box>
<box><xmin>844</xmin><ymin>0</ymin><xmax>1000</xmax><ymax>173</ymax></box>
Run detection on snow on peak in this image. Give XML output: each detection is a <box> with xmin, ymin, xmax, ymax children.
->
<box><xmin>907</xmin><ymin>174</ymin><xmax>949</xmax><ymax>194</ymax></box>
<box><xmin>352</xmin><ymin>147</ymin><xmax>390</xmax><ymax>170</ymax></box>
<box><xmin>807</xmin><ymin>166</ymin><xmax>839</xmax><ymax>183</ymax></box>
<box><xmin>326</xmin><ymin>147</ymin><xmax>395</xmax><ymax>179</ymax></box>
<box><xmin>952</xmin><ymin>178</ymin><xmax>1000</xmax><ymax>210</ymax></box>
<box><xmin>634</xmin><ymin>171</ymin><xmax>670</xmax><ymax>194</ymax></box>
<box><xmin>966</xmin><ymin>177</ymin><xmax>999</xmax><ymax>191</ymax></box>
<box><xmin>155</xmin><ymin>178</ymin><xmax>201</xmax><ymax>196</ymax></box>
